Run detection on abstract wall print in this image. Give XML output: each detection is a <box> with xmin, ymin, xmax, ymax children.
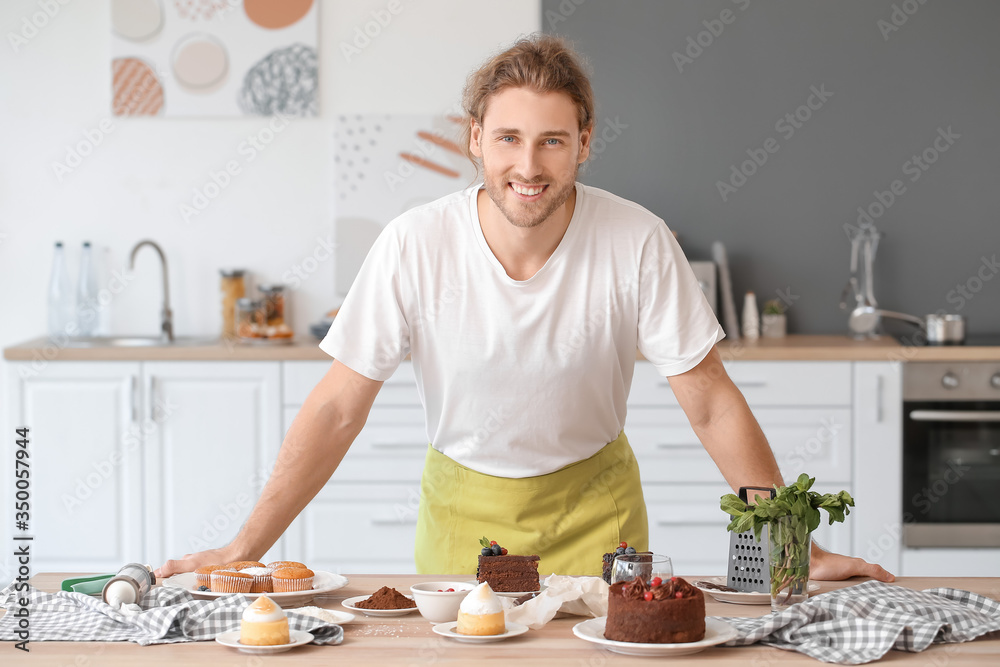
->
<box><xmin>334</xmin><ymin>114</ymin><xmax>479</xmax><ymax>292</ymax></box>
<box><xmin>111</xmin><ymin>0</ymin><xmax>318</xmax><ymax>117</ymax></box>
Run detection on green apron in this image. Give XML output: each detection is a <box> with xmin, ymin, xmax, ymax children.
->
<box><xmin>414</xmin><ymin>431</ymin><xmax>649</xmax><ymax>575</ymax></box>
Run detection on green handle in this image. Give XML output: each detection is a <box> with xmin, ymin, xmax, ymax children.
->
<box><xmin>61</xmin><ymin>574</ymin><xmax>115</xmax><ymax>595</ymax></box>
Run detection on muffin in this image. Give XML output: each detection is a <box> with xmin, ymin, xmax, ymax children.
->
<box><xmin>241</xmin><ymin>566</ymin><xmax>274</xmax><ymax>593</ymax></box>
<box><xmin>266</xmin><ymin>561</ymin><xmax>307</xmax><ymax>571</ymax></box>
<box><xmin>195</xmin><ymin>564</ymin><xmax>226</xmax><ymax>589</ymax></box>
<box><xmin>271</xmin><ymin>567</ymin><xmax>314</xmax><ymax>592</ymax></box>
<box><xmin>240</xmin><ymin>595</ymin><xmax>289</xmax><ymax>646</ymax></box>
<box><xmin>225</xmin><ymin>560</ymin><xmax>266</xmax><ymax>570</ymax></box>
<box><xmin>210</xmin><ymin>570</ymin><xmax>253</xmax><ymax>594</ymax></box>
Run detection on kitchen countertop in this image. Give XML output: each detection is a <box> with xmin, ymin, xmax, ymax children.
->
<box><xmin>3</xmin><ymin>573</ymin><xmax>999</xmax><ymax>665</ymax></box>
<box><xmin>5</xmin><ymin>334</ymin><xmax>1000</xmax><ymax>362</ymax></box>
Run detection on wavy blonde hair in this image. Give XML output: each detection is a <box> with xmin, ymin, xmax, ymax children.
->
<box><xmin>460</xmin><ymin>34</ymin><xmax>595</xmax><ymax>172</ymax></box>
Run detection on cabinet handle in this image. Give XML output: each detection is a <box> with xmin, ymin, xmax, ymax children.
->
<box><xmin>371</xmin><ymin>442</ymin><xmax>427</xmax><ymax>449</ymax></box>
<box><xmin>876</xmin><ymin>375</ymin><xmax>884</xmax><ymax>423</ymax></box>
<box><xmin>129</xmin><ymin>375</ymin><xmax>138</xmax><ymax>423</ymax></box>
<box><xmin>655</xmin><ymin>443</ymin><xmax>703</xmax><ymax>450</ymax></box>
<box><xmin>370</xmin><ymin>518</ymin><xmax>418</xmax><ymax>525</ymax></box>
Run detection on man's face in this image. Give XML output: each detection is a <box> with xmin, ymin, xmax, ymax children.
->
<box><xmin>470</xmin><ymin>87</ymin><xmax>591</xmax><ymax>229</ymax></box>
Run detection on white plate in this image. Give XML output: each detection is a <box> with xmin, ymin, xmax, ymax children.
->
<box><xmin>694</xmin><ymin>576</ymin><xmax>820</xmax><ymax>605</ymax></box>
<box><xmin>572</xmin><ymin>617</ymin><xmax>737</xmax><ymax>657</ymax></box>
<box><xmin>215</xmin><ymin>629</ymin><xmax>313</xmax><ymax>654</ymax></box>
<box><xmin>341</xmin><ymin>594</ymin><xmax>418</xmax><ymax>617</ymax></box>
<box><xmin>162</xmin><ymin>571</ymin><xmax>348</xmax><ymax>608</ymax></box>
<box><xmin>432</xmin><ymin>621</ymin><xmax>529</xmax><ymax>643</ymax></box>
<box><xmin>464</xmin><ymin>581</ymin><xmax>548</xmax><ymax>598</ymax></box>
<box><xmin>289</xmin><ymin>607</ymin><xmax>356</xmax><ymax>625</ymax></box>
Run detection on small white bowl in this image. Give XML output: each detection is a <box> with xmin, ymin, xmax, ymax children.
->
<box><xmin>409</xmin><ymin>581</ymin><xmax>477</xmax><ymax>623</ymax></box>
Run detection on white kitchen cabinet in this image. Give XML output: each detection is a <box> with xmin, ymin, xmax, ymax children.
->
<box><xmin>852</xmin><ymin>362</ymin><xmax>903</xmax><ymax>574</ymax></box>
<box><xmin>281</xmin><ymin>361</ymin><xmax>426</xmax><ymax>573</ymax></box>
<box><xmin>3</xmin><ymin>360</ymin><xmax>283</xmax><ymax>575</ymax></box>
<box><xmin>631</xmin><ymin>360</ymin><xmax>856</xmax><ymax>573</ymax></box>
<box><xmin>141</xmin><ymin>362</ymin><xmax>283</xmax><ymax>566</ymax></box>
<box><xmin>5</xmin><ymin>362</ymin><xmax>144</xmax><ymax>573</ymax></box>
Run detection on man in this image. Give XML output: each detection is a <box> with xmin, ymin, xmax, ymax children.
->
<box><xmin>158</xmin><ymin>35</ymin><xmax>892</xmax><ymax>582</ymax></box>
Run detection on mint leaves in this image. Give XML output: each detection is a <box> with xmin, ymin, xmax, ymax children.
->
<box><xmin>721</xmin><ymin>474</ymin><xmax>855</xmax><ymax>602</ymax></box>
<box><xmin>720</xmin><ymin>473</ymin><xmax>854</xmax><ymax>542</ymax></box>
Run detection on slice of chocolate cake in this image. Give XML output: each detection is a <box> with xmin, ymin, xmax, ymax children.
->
<box><xmin>476</xmin><ymin>537</ymin><xmax>539</xmax><ymax>592</ymax></box>
<box><xmin>477</xmin><ymin>554</ymin><xmax>540</xmax><ymax>592</ymax></box>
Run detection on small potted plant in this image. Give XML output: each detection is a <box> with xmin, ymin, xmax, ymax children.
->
<box><xmin>721</xmin><ymin>474</ymin><xmax>854</xmax><ymax>611</ymax></box>
<box><xmin>761</xmin><ymin>299</ymin><xmax>787</xmax><ymax>338</ymax></box>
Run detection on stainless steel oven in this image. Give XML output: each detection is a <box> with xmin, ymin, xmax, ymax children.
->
<box><xmin>902</xmin><ymin>362</ymin><xmax>1000</xmax><ymax>547</ymax></box>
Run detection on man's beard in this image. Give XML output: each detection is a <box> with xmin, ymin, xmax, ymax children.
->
<box><xmin>482</xmin><ymin>163</ymin><xmax>579</xmax><ymax>229</ymax></box>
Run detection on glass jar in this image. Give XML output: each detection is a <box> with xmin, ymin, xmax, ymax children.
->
<box><xmin>220</xmin><ymin>269</ymin><xmax>246</xmax><ymax>338</ymax></box>
<box><xmin>769</xmin><ymin>515</ymin><xmax>812</xmax><ymax>612</ymax></box>
<box><xmin>235</xmin><ymin>297</ymin><xmax>264</xmax><ymax>339</ymax></box>
<box><xmin>258</xmin><ymin>284</ymin><xmax>285</xmax><ymax>327</ymax></box>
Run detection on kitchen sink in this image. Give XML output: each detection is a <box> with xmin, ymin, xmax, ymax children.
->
<box><xmin>63</xmin><ymin>336</ymin><xmax>220</xmax><ymax>348</ymax></box>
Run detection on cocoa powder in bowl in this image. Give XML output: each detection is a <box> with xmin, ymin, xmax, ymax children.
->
<box><xmin>355</xmin><ymin>586</ymin><xmax>416</xmax><ymax>610</ymax></box>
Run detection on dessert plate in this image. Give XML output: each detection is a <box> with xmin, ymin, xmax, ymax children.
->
<box><xmin>163</xmin><ymin>571</ymin><xmax>348</xmax><ymax>608</ymax></box>
<box><xmin>215</xmin><ymin>629</ymin><xmax>313</xmax><ymax>654</ymax></box>
<box><xmin>432</xmin><ymin>621</ymin><xmax>529</xmax><ymax>643</ymax></box>
<box><xmin>694</xmin><ymin>576</ymin><xmax>820</xmax><ymax>605</ymax></box>
<box><xmin>572</xmin><ymin>617</ymin><xmax>737</xmax><ymax>657</ymax></box>
<box><xmin>464</xmin><ymin>581</ymin><xmax>548</xmax><ymax>598</ymax></box>
<box><xmin>341</xmin><ymin>594</ymin><xmax>418</xmax><ymax>617</ymax></box>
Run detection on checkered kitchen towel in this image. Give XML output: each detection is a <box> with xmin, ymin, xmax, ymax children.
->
<box><xmin>715</xmin><ymin>580</ymin><xmax>1000</xmax><ymax>664</ymax></box>
<box><xmin>0</xmin><ymin>583</ymin><xmax>344</xmax><ymax>646</ymax></box>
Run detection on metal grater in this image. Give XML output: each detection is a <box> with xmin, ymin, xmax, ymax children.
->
<box><xmin>726</xmin><ymin>486</ymin><xmax>775</xmax><ymax>593</ymax></box>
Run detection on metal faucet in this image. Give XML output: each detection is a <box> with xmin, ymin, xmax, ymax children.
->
<box><xmin>128</xmin><ymin>240</ymin><xmax>174</xmax><ymax>342</ymax></box>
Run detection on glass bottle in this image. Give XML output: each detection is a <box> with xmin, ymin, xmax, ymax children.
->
<box><xmin>76</xmin><ymin>241</ymin><xmax>98</xmax><ymax>336</ymax></box>
<box><xmin>48</xmin><ymin>241</ymin><xmax>75</xmax><ymax>338</ymax></box>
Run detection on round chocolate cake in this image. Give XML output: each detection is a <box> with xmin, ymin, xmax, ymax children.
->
<box><xmin>604</xmin><ymin>576</ymin><xmax>706</xmax><ymax>643</ymax></box>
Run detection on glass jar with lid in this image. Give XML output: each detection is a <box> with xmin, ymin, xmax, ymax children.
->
<box><xmin>220</xmin><ymin>269</ymin><xmax>246</xmax><ymax>338</ymax></box>
<box><xmin>235</xmin><ymin>297</ymin><xmax>264</xmax><ymax>340</ymax></box>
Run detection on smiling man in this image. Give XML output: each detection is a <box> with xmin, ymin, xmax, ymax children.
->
<box><xmin>157</xmin><ymin>35</ymin><xmax>893</xmax><ymax>583</ymax></box>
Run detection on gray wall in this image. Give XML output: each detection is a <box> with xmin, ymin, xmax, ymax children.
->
<box><xmin>544</xmin><ymin>0</ymin><xmax>999</xmax><ymax>335</ymax></box>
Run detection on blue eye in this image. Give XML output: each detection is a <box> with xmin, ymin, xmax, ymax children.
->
<box><xmin>500</xmin><ymin>136</ymin><xmax>514</xmax><ymax>142</ymax></box>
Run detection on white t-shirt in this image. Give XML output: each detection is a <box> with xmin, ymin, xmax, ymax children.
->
<box><xmin>321</xmin><ymin>183</ymin><xmax>724</xmax><ymax>478</ymax></box>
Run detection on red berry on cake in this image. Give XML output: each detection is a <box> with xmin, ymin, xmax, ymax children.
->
<box><xmin>651</xmin><ymin>577</ymin><xmax>662</xmax><ymax>587</ymax></box>
<box><xmin>490</xmin><ymin>541</ymin><xmax>497</xmax><ymax>546</ymax></box>
<box><xmin>620</xmin><ymin>542</ymin><xmax>628</xmax><ymax>549</ymax></box>
<box><xmin>500</xmin><ymin>548</ymin><xmax>508</xmax><ymax>555</ymax></box>
<box><xmin>643</xmin><ymin>591</ymin><xmax>653</xmax><ymax>601</ymax></box>
<box><xmin>675</xmin><ymin>592</ymin><xmax>683</xmax><ymax>599</ymax></box>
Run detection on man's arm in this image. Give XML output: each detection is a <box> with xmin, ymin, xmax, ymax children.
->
<box><xmin>667</xmin><ymin>345</ymin><xmax>894</xmax><ymax>582</ymax></box>
<box><xmin>155</xmin><ymin>360</ymin><xmax>383</xmax><ymax>577</ymax></box>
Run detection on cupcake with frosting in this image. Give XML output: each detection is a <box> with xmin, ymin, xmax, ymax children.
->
<box><xmin>240</xmin><ymin>595</ymin><xmax>289</xmax><ymax>646</ymax></box>
<box><xmin>457</xmin><ymin>582</ymin><xmax>505</xmax><ymax>636</ymax></box>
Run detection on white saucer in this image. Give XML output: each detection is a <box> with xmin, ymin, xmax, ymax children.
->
<box><xmin>572</xmin><ymin>617</ymin><xmax>736</xmax><ymax>656</ymax></box>
<box><xmin>432</xmin><ymin>621</ymin><xmax>529</xmax><ymax>643</ymax></box>
<box><xmin>163</xmin><ymin>571</ymin><xmax>348</xmax><ymax>609</ymax></box>
<box><xmin>341</xmin><ymin>594</ymin><xmax>418</xmax><ymax>617</ymax></box>
<box><xmin>215</xmin><ymin>629</ymin><xmax>313</xmax><ymax>654</ymax></box>
<box><xmin>464</xmin><ymin>581</ymin><xmax>548</xmax><ymax>598</ymax></box>
<box><xmin>694</xmin><ymin>576</ymin><xmax>820</xmax><ymax>605</ymax></box>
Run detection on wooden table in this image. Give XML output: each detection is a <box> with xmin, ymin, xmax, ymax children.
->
<box><xmin>3</xmin><ymin>574</ymin><xmax>999</xmax><ymax>665</ymax></box>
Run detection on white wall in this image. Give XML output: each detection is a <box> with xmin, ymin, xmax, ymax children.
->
<box><xmin>0</xmin><ymin>0</ymin><xmax>541</xmax><ymax>349</ymax></box>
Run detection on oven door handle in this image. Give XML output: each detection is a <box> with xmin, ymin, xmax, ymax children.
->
<box><xmin>909</xmin><ymin>410</ymin><xmax>1000</xmax><ymax>422</ymax></box>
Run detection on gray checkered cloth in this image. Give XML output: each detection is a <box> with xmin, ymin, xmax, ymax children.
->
<box><xmin>0</xmin><ymin>583</ymin><xmax>344</xmax><ymax>646</ymax></box>
<box><xmin>715</xmin><ymin>580</ymin><xmax>1000</xmax><ymax>664</ymax></box>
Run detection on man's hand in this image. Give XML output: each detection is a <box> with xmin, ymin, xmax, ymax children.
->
<box><xmin>810</xmin><ymin>543</ymin><xmax>895</xmax><ymax>582</ymax></box>
<box><xmin>155</xmin><ymin>546</ymin><xmax>241</xmax><ymax>579</ymax></box>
